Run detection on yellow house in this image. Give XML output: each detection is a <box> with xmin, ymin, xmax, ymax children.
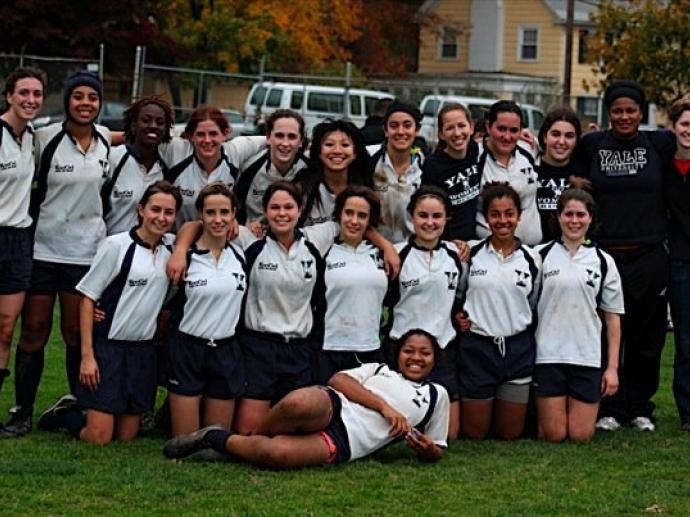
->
<box><xmin>416</xmin><ymin>0</ymin><xmax>602</xmax><ymax>123</ymax></box>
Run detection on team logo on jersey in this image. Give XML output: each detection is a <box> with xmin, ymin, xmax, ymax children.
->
<box><xmin>54</xmin><ymin>164</ymin><xmax>74</xmax><ymax>173</ymax></box>
<box><xmin>412</xmin><ymin>389</ymin><xmax>429</xmax><ymax>408</ymax></box>
<box><xmin>327</xmin><ymin>261</ymin><xmax>346</xmax><ymax>271</ymax></box>
<box><xmin>585</xmin><ymin>268</ymin><xmax>600</xmax><ymax>288</ymax></box>
<box><xmin>598</xmin><ymin>148</ymin><xmax>647</xmax><ymax>176</ymax></box>
<box><xmin>0</xmin><ymin>160</ymin><xmax>17</xmax><ymax>171</ymax></box>
<box><xmin>470</xmin><ymin>268</ymin><xmax>487</xmax><ymax>277</ymax></box>
<box><xmin>401</xmin><ymin>278</ymin><xmax>420</xmax><ymax>289</ymax></box>
<box><xmin>179</xmin><ymin>188</ymin><xmax>195</xmax><ymax>197</ymax></box>
<box><xmin>258</xmin><ymin>262</ymin><xmax>278</xmax><ymax>271</ymax></box>
<box><xmin>543</xmin><ymin>269</ymin><xmax>560</xmax><ymax>279</ymax></box>
<box><xmin>514</xmin><ymin>269</ymin><xmax>530</xmax><ymax>288</ymax></box>
<box><xmin>113</xmin><ymin>189</ymin><xmax>133</xmax><ymax>199</ymax></box>
<box><xmin>232</xmin><ymin>272</ymin><xmax>246</xmax><ymax>291</ymax></box>
<box><xmin>521</xmin><ymin>165</ymin><xmax>536</xmax><ymax>183</ymax></box>
<box><xmin>128</xmin><ymin>278</ymin><xmax>148</xmax><ymax>287</ymax></box>
<box><xmin>99</xmin><ymin>159</ymin><xmax>110</xmax><ymax>178</ymax></box>
<box><xmin>188</xmin><ymin>279</ymin><xmax>208</xmax><ymax>288</ymax></box>
<box><xmin>369</xmin><ymin>253</ymin><xmax>384</xmax><ymax>270</ymax></box>
<box><xmin>445</xmin><ymin>271</ymin><xmax>458</xmax><ymax>290</ymax></box>
<box><xmin>300</xmin><ymin>259</ymin><xmax>314</xmax><ymax>279</ymax></box>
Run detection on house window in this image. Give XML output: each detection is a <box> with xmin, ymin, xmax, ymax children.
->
<box><xmin>576</xmin><ymin>97</ymin><xmax>600</xmax><ymax>120</ymax></box>
<box><xmin>578</xmin><ymin>30</ymin><xmax>589</xmax><ymax>64</ymax></box>
<box><xmin>438</xmin><ymin>27</ymin><xmax>459</xmax><ymax>60</ymax></box>
<box><xmin>519</xmin><ymin>27</ymin><xmax>539</xmax><ymax>61</ymax></box>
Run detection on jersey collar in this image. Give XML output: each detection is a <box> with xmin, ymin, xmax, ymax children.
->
<box><xmin>408</xmin><ymin>235</ymin><xmax>443</xmax><ymax>251</ymax></box>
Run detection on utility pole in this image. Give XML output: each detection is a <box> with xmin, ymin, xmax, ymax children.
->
<box><xmin>562</xmin><ymin>0</ymin><xmax>575</xmax><ymax>106</ymax></box>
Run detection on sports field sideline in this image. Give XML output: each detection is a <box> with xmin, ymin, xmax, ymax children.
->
<box><xmin>1</xmin><ymin>319</ymin><xmax>688</xmax><ymax>515</ymax></box>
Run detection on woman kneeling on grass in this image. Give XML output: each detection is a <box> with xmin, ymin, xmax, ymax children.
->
<box><xmin>163</xmin><ymin>329</ymin><xmax>450</xmax><ymax>467</ymax></box>
<box><xmin>38</xmin><ymin>181</ymin><xmax>181</xmax><ymax>443</ymax></box>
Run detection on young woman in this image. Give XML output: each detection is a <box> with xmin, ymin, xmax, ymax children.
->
<box><xmin>384</xmin><ymin>186</ymin><xmax>465</xmax><ymax>439</ymax></box>
<box><xmin>37</xmin><ymin>181</ymin><xmax>181</xmax><ymax>444</ymax></box>
<box><xmin>666</xmin><ymin>98</ymin><xmax>690</xmax><ymax>431</ymax></box>
<box><xmin>475</xmin><ymin>101</ymin><xmax>541</xmax><ymax>246</ymax></box>
<box><xmin>0</xmin><ymin>67</ymin><xmax>46</xmax><ymax>403</ymax></box>
<box><xmin>459</xmin><ymin>182</ymin><xmax>541</xmax><ymax>440</ymax></box>
<box><xmin>575</xmin><ymin>80</ymin><xmax>675</xmax><ymax>432</ymax></box>
<box><xmin>295</xmin><ymin>119</ymin><xmax>373</xmax><ymax>226</ymax></box>
<box><xmin>370</xmin><ymin>100</ymin><xmax>424</xmax><ymax>243</ymax></box>
<box><xmin>534</xmin><ymin>188</ymin><xmax>623</xmax><ymax>442</ymax></box>
<box><xmin>157</xmin><ymin>104</ymin><xmax>264</xmax><ymax>226</ymax></box>
<box><xmin>535</xmin><ymin>107</ymin><xmax>581</xmax><ymax>243</ymax></box>
<box><xmin>421</xmin><ymin>103</ymin><xmax>480</xmax><ymax>241</ymax></box>
<box><xmin>2</xmin><ymin>71</ymin><xmax>112</xmax><ymax>438</ymax></box>
<box><xmin>163</xmin><ymin>329</ymin><xmax>450</xmax><ymax>467</ymax></box>
<box><xmin>315</xmin><ymin>185</ymin><xmax>388</xmax><ymax>384</ymax></box>
<box><xmin>104</xmin><ymin>96</ymin><xmax>175</xmax><ymax>235</ymax></box>
<box><xmin>234</xmin><ymin>109</ymin><xmax>310</xmax><ymax>224</ymax></box>
<box><xmin>166</xmin><ymin>183</ymin><xmax>246</xmax><ymax>437</ymax></box>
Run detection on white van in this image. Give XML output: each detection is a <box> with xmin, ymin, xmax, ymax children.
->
<box><xmin>244</xmin><ymin>82</ymin><xmax>394</xmax><ymax>135</ymax></box>
<box><xmin>419</xmin><ymin>95</ymin><xmax>544</xmax><ymax>144</ymax></box>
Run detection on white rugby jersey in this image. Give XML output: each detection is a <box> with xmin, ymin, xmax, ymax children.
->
<box><xmin>321</xmin><ymin>240</ymin><xmax>388</xmax><ymax>352</ymax></box>
<box><xmin>475</xmin><ymin>142</ymin><xmax>542</xmax><ymax>246</ymax></box>
<box><xmin>159</xmin><ymin>136</ymin><xmax>266</xmax><ymax>225</ymax></box>
<box><xmin>463</xmin><ymin>238</ymin><xmax>541</xmax><ymax>337</ymax></box>
<box><xmin>303</xmin><ymin>182</ymin><xmax>336</xmax><ymax>227</ymax></box>
<box><xmin>369</xmin><ymin>145</ymin><xmax>423</xmax><ymax>242</ymax></box>
<box><xmin>168</xmin><ymin>242</ymin><xmax>247</xmax><ymax>340</ymax></box>
<box><xmin>104</xmin><ymin>144</ymin><xmax>167</xmax><ymax>235</ymax></box>
<box><xmin>32</xmin><ymin>122</ymin><xmax>112</xmax><ymax>265</ymax></box>
<box><xmin>535</xmin><ymin>240</ymin><xmax>624</xmax><ymax>367</ymax></box>
<box><xmin>76</xmin><ymin>229</ymin><xmax>173</xmax><ymax>341</ymax></box>
<box><xmin>337</xmin><ymin>363</ymin><xmax>449</xmax><ymax>461</ymax></box>
<box><xmin>0</xmin><ymin>120</ymin><xmax>34</xmax><ymax>228</ymax></box>
<box><xmin>234</xmin><ymin>149</ymin><xmax>310</xmax><ymax>224</ymax></box>
<box><xmin>388</xmin><ymin>239</ymin><xmax>465</xmax><ymax>348</ymax></box>
<box><xmin>243</xmin><ymin>223</ymin><xmax>339</xmax><ymax>338</ymax></box>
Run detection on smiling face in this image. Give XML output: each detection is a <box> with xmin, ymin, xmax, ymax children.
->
<box><xmin>558</xmin><ymin>199</ymin><xmax>592</xmax><ymax>243</ymax></box>
<box><xmin>137</xmin><ymin>192</ymin><xmax>177</xmax><ymax>239</ymax></box>
<box><xmin>5</xmin><ymin>77</ymin><xmax>43</xmax><ymax>123</ymax></box>
<box><xmin>338</xmin><ymin>195</ymin><xmax>370</xmax><ymax>247</ymax></box>
<box><xmin>190</xmin><ymin>119</ymin><xmax>227</xmax><ymax>162</ymax></box>
<box><xmin>397</xmin><ymin>333</ymin><xmax>435</xmax><ymax>382</ymax></box>
<box><xmin>543</xmin><ymin>120</ymin><xmax>577</xmax><ymax>165</ymax></box>
<box><xmin>384</xmin><ymin>111</ymin><xmax>417</xmax><ymax>153</ymax></box>
<box><xmin>319</xmin><ymin>130</ymin><xmax>355</xmax><ymax>174</ymax></box>
<box><xmin>265</xmin><ymin>189</ymin><xmax>301</xmax><ymax>237</ymax></box>
<box><xmin>132</xmin><ymin>103</ymin><xmax>167</xmax><ymax>149</ymax></box>
<box><xmin>267</xmin><ymin>117</ymin><xmax>303</xmax><ymax>171</ymax></box>
<box><xmin>68</xmin><ymin>86</ymin><xmax>100</xmax><ymax>126</ymax></box>
<box><xmin>411</xmin><ymin>196</ymin><xmax>447</xmax><ymax>247</ymax></box>
<box><xmin>486</xmin><ymin>112</ymin><xmax>521</xmax><ymax>158</ymax></box>
<box><xmin>608</xmin><ymin>97</ymin><xmax>642</xmax><ymax>139</ymax></box>
<box><xmin>438</xmin><ymin>109</ymin><xmax>473</xmax><ymax>158</ymax></box>
<box><xmin>486</xmin><ymin>196</ymin><xmax>520</xmax><ymax>242</ymax></box>
<box><xmin>672</xmin><ymin>110</ymin><xmax>690</xmax><ymax>151</ymax></box>
<box><xmin>200</xmin><ymin>193</ymin><xmax>235</xmax><ymax>240</ymax></box>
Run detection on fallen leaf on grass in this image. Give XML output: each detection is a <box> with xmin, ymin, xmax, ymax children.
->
<box><xmin>645</xmin><ymin>504</ymin><xmax>664</xmax><ymax>513</ymax></box>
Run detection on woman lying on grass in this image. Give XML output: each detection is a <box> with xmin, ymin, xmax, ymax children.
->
<box><xmin>163</xmin><ymin>328</ymin><xmax>450</xmax><ymax>467</ymax></box>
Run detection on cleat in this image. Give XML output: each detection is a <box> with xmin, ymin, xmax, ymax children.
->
<box><xmin>630</xmin><ymin>416</ymin><xmax>655</xmax><ymax>432</ymax></box>
<box><xmin>595</xmin><ymin>416</ymin><xmax>621</xmax><ymax>432</ymax></box>
<box><xmin>163</xmin><ymin>425</ymin><xmax>226</xmax><ymax>459</ymax></box>
<box><xmin>0</xmin><ymin>406</ymin><xmax>32</xmax><ymax>438</ymax></box>
<box><xmin>37</xmin><ymin>394</ymin><xmax>78</xmax><ymax>431</ymax></box>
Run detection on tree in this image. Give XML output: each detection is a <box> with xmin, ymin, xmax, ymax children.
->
<box><xmin>586</xmin><ymin>0</ymin><xmax>690</xmax><ymax>110</ymax></box>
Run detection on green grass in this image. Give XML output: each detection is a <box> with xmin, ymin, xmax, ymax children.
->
<box><xmin>1</xmin><ymin>315</ymin><xmax>690</xmax><ymax>515</ymax></box>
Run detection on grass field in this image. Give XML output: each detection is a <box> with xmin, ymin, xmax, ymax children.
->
<box><xmin>1</xmin><ymin>316</ymin><xmax>689</xmax><ymax>515</ymax></box>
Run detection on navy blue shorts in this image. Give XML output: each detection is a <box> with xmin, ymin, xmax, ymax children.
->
<box><xmin>28</xmin><ymin>259</ymin><xmax>89</xmax><ymax>295</ymax></box>
<box><xmin>315</xmin><ymin>349</ymin><xmax>384</xmax><ymax>385</ymax></box>
<box><xmin>166</xmin><ymin>329</ymin><xmax>244</xmax><ymax>400</ymax></box>
<box><xmin>322</xmin><ymin>387</ymin><xmax>352</xmax><ymax>464</ymax></box>
<box><xmin>240</xmin><ymin>330</ymin><xmax>313</xmax><ymax>402</ymax></box>
<box><xmin>458</xmin><ymin>330</ymin><xmax>535</xmax><ymax>400</ymax></box>
<box><xmin>0</xmin><ymin>227</ymin><xmax>33</xmax><ymax>294</ymax></box>
<box><xmin>76</xmin><ymin>336</ymin><xmax>157</xmax><ymax>415</ymax></box>
<box><xmin>533</xmin><ymin>363</ymin><xmax>602</xmax><ymax>403</ymax></box>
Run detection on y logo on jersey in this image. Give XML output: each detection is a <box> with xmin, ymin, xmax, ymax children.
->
<box><xmin>369</xmin><ymin>253</ymin><xmax>384</xmax><ymax>270</ymax></box>
<box><xmin>412</xmin><ymin>389</ymin><xmax>429</xmax><ymax>408</ymax></box>
<box><xmin>300</xmin><ymin>259</ymin><xmax>313</xmax><ymax>279</ymax></box>
<box><xmin>445</xmin><ymin>271</ymin><xmax>458</xmax><ymax>290</ymax></box>
<box><xmin>232</xmin><ymin>272</ymin><xmax>246</xmax><ymax>291</ymax></box>
<box><xmin>521</xmin><ymin>165</ymin><xmax>536</xmax><ymax>184</ymax></box>
<box><xmin>514</xmin><ymin>269</ymin><xmax>530</xmax><ymax>288</ymax></box>
<box><xmin>99</xmin><ymin>160</ymin><xmax>110</xmax><ymax>178</ymax></box>
<box><xmin>585</xmin><ymin>268</ymin><xmax>600</xmax><ymax>288</ymax></box>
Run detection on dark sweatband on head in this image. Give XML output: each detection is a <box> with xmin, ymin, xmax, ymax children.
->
<box><xmin>604</xmin><ymin>80</ymin><xmax>645</xmax><ymax>109</ymax></box>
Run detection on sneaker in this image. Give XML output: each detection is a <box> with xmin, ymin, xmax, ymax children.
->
<box><xmin>163</xmin><ymin>425</ymin><xmax>226</xmax><ymax>459</ymax></box>
<box><xmin>139</xmin><ymin>410</ymin><xmax>156</xmax><ymax>433</ymax></box>
<box><xmin>37</xmin><ymin>394</ymin><xmax>78</xmax><ymax>431</ymax></box>
<box><xmin>630</xmin><ymin>416</ymin><xmax>655</xmax><ymax>432</ymax></box>
<box><xmin>0</xmin><ymin>406</ymin><xmax>32</xmax><ymax>438</ymax></box>
<box><xmin>596</xmin><ymin>416</ymin><xmax>621</xmax><ymax>432</ymax></box>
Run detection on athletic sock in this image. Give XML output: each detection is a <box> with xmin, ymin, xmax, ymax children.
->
<box><xmin>63</xmin><ymin>407</ymin><xmax>87</xmax><ymax>438</ymax></box>
<box><xmin>205</xmin><ymin>429</ymin><xmax>232</xmax><ymax>452</ymax></box>
<box><xmin>14</xmin><ymin>348</ymin><xmax>45</xmax><ymax>409</ymax></box>
<box><xmin>0</xmin><ymin>368</ymin><xmax>9</xmax><ymax>393</ymax></box>
<box><xmin>65</xmin><ymin>345</ymin><xmax>81</xmax><ymax>395</ymax></box>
